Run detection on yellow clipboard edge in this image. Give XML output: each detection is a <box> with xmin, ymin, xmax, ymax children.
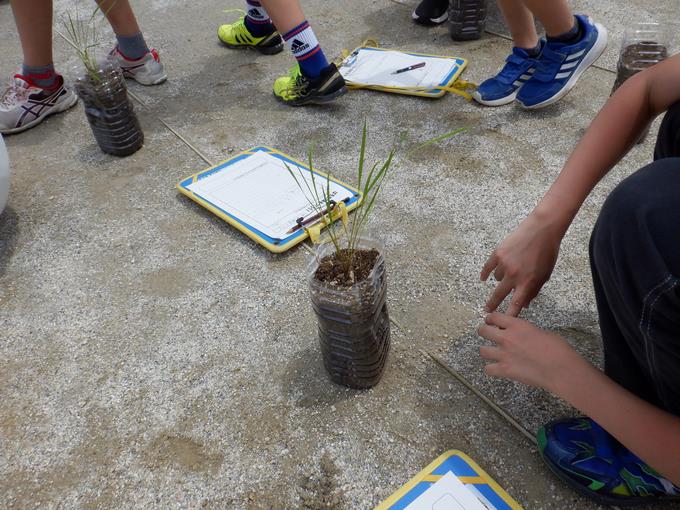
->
<box><xmin>176</xmin><ymin>146</ymin><xmax>362</xmax><ymax>254</ymax></box>
<box><xmin>374</xmin><ymin>449</ymin><xmax>524</xmax><ymax>510</ymax></box>
<box><xmin>341</xmin><ymin>46</ymin><xmax>469</xmax><ymax>99</ymax></box>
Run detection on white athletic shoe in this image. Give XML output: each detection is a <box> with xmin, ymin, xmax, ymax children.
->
<box><xmin>108</xmin><ymin>47</ymin><xmax>167</xmax><ymax>86</ymax></box>
<box><xmin>0</xmin><ymin>74</ymin><xmax>78</xmax><ymax>135</ymax></box>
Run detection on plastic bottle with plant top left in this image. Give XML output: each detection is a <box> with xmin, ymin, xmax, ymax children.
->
<box><xmin>0</xmin><ymin>135</ymin><xmax>9</xmax><ymax>215</ymax></box>
<box><xmin>64</xmin><ymin>8</ymin><xmax>144</xmax><ymax>156</ymax></box>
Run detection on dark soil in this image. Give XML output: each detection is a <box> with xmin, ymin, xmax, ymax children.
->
<box><xmin>314</xmin><ymin>249</ymin><xmax>379</xmax><ymax>287</ymax></box>
<box><xmin>614</xmin><ymin>42</ymin><xmax>667</xmax><ymax>90</ymax></box>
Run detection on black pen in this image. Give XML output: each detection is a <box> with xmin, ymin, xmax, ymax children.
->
<box><xmin>286</xmin><ymin>200</ymin><xmax>338</xmax><ymax>235</ymax></box>
<box><xmin>391</xmin><ymin>62</ymin><xmax>426</xmax><ymax>74</ymax></box>
<box><xmin>286</xmin><ymin>209</ymin><xmax>329</xmax><ymax>235</ymax></box>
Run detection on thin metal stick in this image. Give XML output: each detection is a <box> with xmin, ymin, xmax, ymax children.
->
<box><xmin>423</xmin><ymin>349</ymin><xmax>537</xmax><ymax>445</ymax></box>
<box><xmin>390</xmin><ymin>316</ymin><xmax>406</xmax><ymax>332</ymax></box>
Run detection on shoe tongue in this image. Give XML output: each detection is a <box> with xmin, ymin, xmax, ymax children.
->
<box><xmin>12</xmin><ymin>74</ymin><xmax>32</xmax><ymax>88</ymax></box>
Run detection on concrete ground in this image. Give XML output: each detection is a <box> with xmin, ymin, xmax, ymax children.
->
<box><xmin>1</xmin><ymin>0</ymin><xmax>679</xmax><ymax>508</ymax></box>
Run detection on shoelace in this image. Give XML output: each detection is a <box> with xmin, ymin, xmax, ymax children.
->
<box><xmin>0</xmin><ymin>79</ymin><xmax>30</xmax><ymax>109</ymax></box>
<box><xmin>283</xmin><ymin>66</ymin><xmax>309</xmax><ymax>97</ymax></box>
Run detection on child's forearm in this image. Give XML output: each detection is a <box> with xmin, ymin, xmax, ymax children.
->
<box><xmin>533</xmin><ymin>55</ymin><xmax>680</xmax><ymax>236</ymax></box>
<box><xmin>533</xmin><ymin>73</ymin><xmax>652</xmax><ymax>233</ymax></box>
<box><xmin>551</xmin><ymin>359</ymin><xmax>680</xmax><ymax>486</ymax></box>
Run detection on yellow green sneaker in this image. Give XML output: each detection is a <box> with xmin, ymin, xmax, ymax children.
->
<box><xmin>273</xmin><ymin>63</ymin><xmax>347</xmax><ymax>106</ymax></box>
<box><xmin>217</xmin><ymin>17</ymin><xmax>283</xmax><ymax>55</ymax></box>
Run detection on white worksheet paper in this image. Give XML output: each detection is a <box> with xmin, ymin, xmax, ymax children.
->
<box><xmin>186</xmin><ymin>151</ymin><xmax>354</xmax><ymax>240</ymax></box>
<box><xmin>405</xmin><ymin>472</ymin><xmax>490</xmax><ymax>510</ymax></box>
<box><xmin>339</xmin><ymin>49</ymin><xmax>458</xmax><ymax>90</ymax></box>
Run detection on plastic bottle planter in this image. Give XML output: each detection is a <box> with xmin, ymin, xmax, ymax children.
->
<box><xmin>308</xmin><ymin>238</ymin><xmax>390</xmax><ymax>390</ymax></box>
<box><xmin>449</xmin><ymin>0</ymin><xmax>488</xmax><ymax>41</ymax></box>
<box><xmin>611</xmin><ymin>23</ymin><xmax>670</xmax><ymax>143</ymax></box>
<box><xmin>75</xmin><ymin>65</ymin><xmax>144</xmax><ymax>157</ymax></box>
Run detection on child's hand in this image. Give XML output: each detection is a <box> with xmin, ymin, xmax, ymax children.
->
<box><xmin>478</xmin><ymin>313</ymin><xmax>586</xmax><ymax>392</ymax></box>
<box><xmin>480</xmin><ymin>212</ymin><xmax>562</xmax><ymax>316</ymax></box>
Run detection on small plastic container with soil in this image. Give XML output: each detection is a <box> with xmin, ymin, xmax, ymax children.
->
<box><xmin>308</xmin><ymin>238</ymin><xmax>390</xmax><ymax>390</ymax></box>
<box><xmin>75</xmin><ymin>63</ymin><xmax>144</xmax><ymax>157</ymax></box>
<box><xmin>448</xmin><ymin>0</ymin><xmax>488</xmax><ymax>41</ymax></box>
<box><xmin>611</xmin><ymin>23</ymin><xmax>671</xmax><ymax>143</ymax></box>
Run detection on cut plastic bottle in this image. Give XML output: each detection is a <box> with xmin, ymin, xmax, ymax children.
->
<box><xmin>308</xmin><ymin>238</ymin><xmax>390</xmax><ymax>389</ymax></box>
<box><xmin>448</xmin><ymin>0</ymin><xmax>488</xmax><ymax>41</ymax></box>
<box><xmin>75</xmin><ymin>63</ymin><xmax>144</xmax><ymax>157</ymax></box>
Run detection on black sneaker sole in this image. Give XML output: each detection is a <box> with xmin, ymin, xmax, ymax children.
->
<box><xmin>218</xmin><ymin>34</ymin><xmax>284</xmax><ymax>55</ymax></box>
<box><xmin>219</xmin><ymin>40</ymin><xmax>284</xmax><ymax>55</ymax></box>
<box><xmin>412</xmin><ymin>10</ymin><xmax>449</xmax><ymax>25</ymax></box>
<box><xmin>275</xmin><ymin>86</ymin><xmax>348</xmax><ymax>107</ymax></box>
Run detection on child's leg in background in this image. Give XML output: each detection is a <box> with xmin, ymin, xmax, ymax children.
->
<box><xmin>497</xmin><ymin>0</ymin><xmax>540</xmax><ymax>52</ymax></box>
<box><xmin>259</xmin><ymin>0</ymin><xmax>328</xmax><ymax>79</ymax></box>
<box><xmin>218</xmin><ymin>0</ymin><xmax>347</xmax><ymax>105</ymax></box>
<box><xmin>520</xmin><ymin>0</ymin><xmax>575</xmax><ymax>39</ymax></box>
<box><xmin>0</xmin><ymin>0</ymin><xmax>78</xmax><ymax>134</ymax></box>
<box><xmin>472</xmin><ymin>0</ymin><xmax>542</xmax><ymax>106</ymax></box>
<box><xmin>514</xmin><ymin>0</ymin><xmax>607</xmax><ymax>108</ymax></box>
<box><xmin>11</xmin><ymin>0</ymin><xmax>58</xmax><ymax>89</ymax></box>
<box><xmin>96</xmin><ymin>0</ymin><xmax>146</xmax><ymax>58</ymax></box>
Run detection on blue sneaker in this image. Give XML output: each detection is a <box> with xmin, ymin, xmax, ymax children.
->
<box><xmin>538</xmin><ymin>417</ymin><xmax>680</xmax><ymax>506</ymax></box>
<box><xmin>517</xmin><ymin>14</ymin><xmax>607</xmax><ymax>109</ymax></box>
<box><xmin>472</xmin><ymin>44</ymin><xmax>542</xmax><ymax>106</ymax></box>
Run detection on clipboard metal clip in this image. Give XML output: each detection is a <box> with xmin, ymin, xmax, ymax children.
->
<box><xmin>303</xmin><ymin>200</ymin><xmax>349</xmax><ymax>244</ymax></box>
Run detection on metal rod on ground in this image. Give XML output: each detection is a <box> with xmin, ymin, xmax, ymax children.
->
<box><xmin>55</xmin><ymin>29</ymin><xmax>215</xmax><ymax>167</ymax></box>
<box><xmin>389</xmin><ymin>316</ymin><xmax>406</xmax><ymax>332</ymax></box>
<box><xmin>423</xmin><ymin>349</ymin><xmax>537</xmax><ymax>446</ymax></box>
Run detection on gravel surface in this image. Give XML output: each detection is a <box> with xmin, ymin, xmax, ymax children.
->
<box><xmin>2</xmin><ymin>0</ymin><xmax>679</xmax><ymax>508</ymax></box>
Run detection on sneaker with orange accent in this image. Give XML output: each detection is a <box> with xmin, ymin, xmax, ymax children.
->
<box><xmin>0</xmin><ymin>74</ymin><xmax>77</xmax><ymax>135</ymax></box>
<box><xmin>108</xmin><ymin>47</ymin><xmax>167</xmax><ymax>86</ymax></box>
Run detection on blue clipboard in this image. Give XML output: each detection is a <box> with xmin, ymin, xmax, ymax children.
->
<box><xmin>375</xmin><ymin>450</ymin><xmax>523</xmax><ymax>510</ymax></box>
<box><xmin>176</xmin><ymin>146</ymin><xmax>362</xmax><ymax>253</ymax></box>
<box><xmin>339</xmin><ymin>46</ymin><xmax>469</xmax><ymax>98</ymax></box>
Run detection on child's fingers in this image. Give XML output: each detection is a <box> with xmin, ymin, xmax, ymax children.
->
<box><xmin>480</xmin><ymin>253</ymin><xmax>498</xmax><ymax>281</ymax></box>
<box><xmin>480</xmin><ymin>345</ymin><xmax>503</xmax><ymax>361</ymax></box>
<box><xmin>506</xmin><ymin>288</ymin><xmax>530</xmax><ymax>316</ymax></box>
<box><xmin>484</xmin><ymin>279</ymin><xmax>514</xmax><ymax>313</ymax></box>
<box><xmin>478</xmin><ymin>324</ymin><xmax>505</xmax><ymax>344</ymax></box>
<box><xmin>485</xmin><ymin>312</ymin><xmax>518</xmax><ymax>329</ymax></box>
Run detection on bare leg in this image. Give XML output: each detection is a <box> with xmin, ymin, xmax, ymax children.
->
<box><xmin>497</xmin><ymin>0</ymin><xmax>539</xmax><ymax>49</ymax></box>
<box><xmin>521</xmin><ymin>0</ymin><xmax>574</xmax><ymax>38</ymax></box>
<box><xmin>258</xmin><ymin>0</ymin><xmax>305</xmax><ymax>34</ymax></box>
<box><xmin>10</xmin><ymin>0</ymin><xmax>53</xmax><ymax>67</ymax></box>
<box><xmin>95</xmin><ymin>0</ymin><xmax>141</xmax><ymax>37</ymax></box>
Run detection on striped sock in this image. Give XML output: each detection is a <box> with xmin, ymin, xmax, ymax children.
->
<box><xmin>282</xmin><ymin>21</ymin><xmax>329</xmax><ymax>79</ymax></box>
<box><xmin>244</xmin><ymin>0</ymin><xmax>275</xmax><ymax>37</ymax></box>
<box><xmin>21</xmin><ymin>63</ymin><xmax>58</xmax><ymax>89</ymax></box>
<box><xmin>116</xmin><ymin>32</ymin><xmax>149</xmax><ymax>60</ymax></box>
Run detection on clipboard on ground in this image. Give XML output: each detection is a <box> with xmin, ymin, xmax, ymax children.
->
<box><xmin>338</xmin><ymin>45</ymin><xmax>472</xmax><ymax>99</ymax></box>
<box><xmin>375</xmin><ymin>450</ymin><xmax>523</xmax><ymax>510</ymax></box>
<box><xmin>176</xmin><ymin>147</ymin><xmax>362</xmax><ymax>253</ymax></box>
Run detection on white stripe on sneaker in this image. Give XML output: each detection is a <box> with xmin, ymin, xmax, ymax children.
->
<box><xmin>555</xmin><ymin>71</ymin><xmax>571</xmax><ymax>80</ymax></box>
<box><xmin>560</xmin><ymin>61</ymin><xmax>579</xmax><ymax>70</ymax></box>
<box><xmin>566</xmin><ymin>49</ymin><xmax>586</xmax><ymax>61</ymax></box>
